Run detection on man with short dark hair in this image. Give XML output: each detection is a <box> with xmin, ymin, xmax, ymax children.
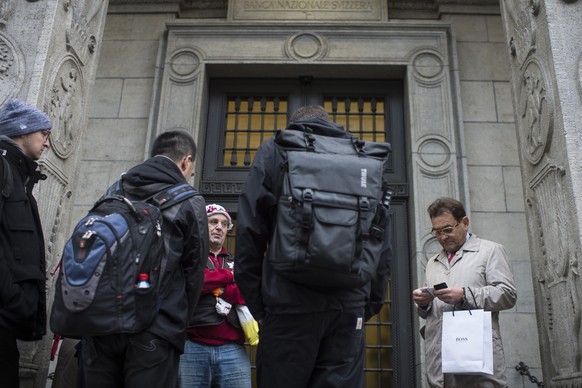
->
<box><xmin>235</xmin><ymin>105</ymin><xmax>392</xmax><ymax>387</ymax></box>
<box><xmin>81</xmin><ymin>130</ymin><xmax>209</xmax><ymax>388</ymax></box>
<box><xmin>412</xmin><ymin>197</ymin><xmax>516</xmax><ymax>388</ymax></box>
<box><xmin>0</xmin><ymin>98</ymin><xmax>52</xmax><ymax>388</ymax></box>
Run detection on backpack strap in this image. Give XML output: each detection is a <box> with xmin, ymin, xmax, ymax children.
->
<box><xmin>104</xmin><ymin>179</ymin><xmax>199</xmax><ymax>211</ymax></box>
<box><xmin>150</xmin><ymin>182</ymin><xmax>200</xmax><ymax>210</ymax></box>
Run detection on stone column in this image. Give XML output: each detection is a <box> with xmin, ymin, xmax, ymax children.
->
<box><xmin>0</xmin><ymin>0</ymin><xmax>109</xmax><ymax>386</ymax></box>
<box><xmin>500</xmin><ymin>0</ymin><xmax>582</xmax><ymax>385</ymax></box>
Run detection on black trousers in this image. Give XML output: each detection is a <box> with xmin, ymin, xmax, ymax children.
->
<box><xmin>82</xmin><ymin>332</ymin><xmax>179</xmax><ymax>388</ymax></box>
<box><xmin>257</xmin><ymin>308</ymin><xmax>366</xmax><ymax>388</ymax></box>
<box><xmin>0</xmin><ymin>327</ymin><xmax>20</xmax><ymax>388</ymax></box>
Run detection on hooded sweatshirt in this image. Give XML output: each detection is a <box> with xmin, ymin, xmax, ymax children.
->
<box><xmin>121</xmin><ymin>155</ymin><xmax>208</xmax><ymax>352</ymax></box>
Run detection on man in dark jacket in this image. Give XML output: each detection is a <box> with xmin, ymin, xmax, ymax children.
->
<box><xmin>0</xmin><ymin>98</ymin><xmax>52</xmax><ymax>388</ymax></box>
<box><xmin>235</xmin><ymin>106</ymin><xmax>392</xmax><ymax>388</ymax></box>
<box><xmin>81</xmin><ymin>130</ymin><xmax>209</xmax><ymax>388</ymax></box>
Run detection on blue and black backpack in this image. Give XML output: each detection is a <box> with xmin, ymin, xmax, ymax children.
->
<box><xmin>50</xmin><ymin>181</ymin><xmax>199</xmax><ymax>337</ymax></box>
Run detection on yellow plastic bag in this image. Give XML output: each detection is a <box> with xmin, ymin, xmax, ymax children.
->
<box><xmin>236</xmin><ymin>305</ymin><xmax>259</xmax><ymax>346</ymax></box>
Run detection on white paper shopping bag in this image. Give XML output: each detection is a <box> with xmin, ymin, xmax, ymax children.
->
<box><xmin>441</xmin><ymin>309</ymin><xmax>493</xmax><ymax>375</ymax></box>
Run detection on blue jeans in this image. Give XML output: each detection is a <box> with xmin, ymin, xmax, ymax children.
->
<box><xmin>178</xmin><ymin>341</ymin><xmax>251</xmax><ymax>388</ymax></box>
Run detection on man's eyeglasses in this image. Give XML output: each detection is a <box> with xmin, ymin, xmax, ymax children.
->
<box><xmin>430</xmin><ymin>222</ymin><xmax>459</xmax><ymax>237</ymax></box>
<box><xmin>208</xmin><ymin>218</ymin><xmax>232</xmax><ymax>231</ymax></box>
<box><xmin>41</xmin><ymin>131</ymin><xmax>51</xmax><ymax>141</ymax></box>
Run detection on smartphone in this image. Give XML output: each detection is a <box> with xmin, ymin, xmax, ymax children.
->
<box><xmin>433</xmin><ymin>282</ymin><xmax>448</xmax><ymax>290</ymax></box>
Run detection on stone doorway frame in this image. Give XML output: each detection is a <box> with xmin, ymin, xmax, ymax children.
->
<box><xmin>150</xmin><ymin>20</ymin><xmax>468</xmax><ymax>385</ymax></box>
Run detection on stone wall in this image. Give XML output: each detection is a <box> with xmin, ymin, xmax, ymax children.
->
<box><xmin>441</xmin><ymin>11</ymin><xmax>541</xmax><ymax>386</ymax></box>
<box><xmin>71</xmin><ymin>11</ymin><xmax>177</xmax><ymax>224</ymax></box>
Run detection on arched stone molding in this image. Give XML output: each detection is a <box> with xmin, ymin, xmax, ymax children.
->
<box><xmin>0</xmin><ymin>31</ymin><xmax>25</xmax><ymax>104</ymax></box>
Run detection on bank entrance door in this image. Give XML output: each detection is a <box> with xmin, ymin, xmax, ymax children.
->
<box><xmin>200</xmin><ymin>78</ymin><xmax>413</xmax><ymax>387</ymax></box>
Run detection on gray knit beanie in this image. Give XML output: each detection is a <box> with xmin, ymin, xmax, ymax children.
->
<box><xmin>0</xmin><ymin>98</ymin><xmax>52</xmax><ymax>138</ymax></box>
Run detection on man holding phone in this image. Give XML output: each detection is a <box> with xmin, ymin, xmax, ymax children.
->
<box><xmin>412</xmin><ymin>197</ymin><xmax>516</xmax><ymax>388</ymax></box>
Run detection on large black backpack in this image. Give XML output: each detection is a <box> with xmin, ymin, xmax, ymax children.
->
<box><xmin>269</xmin><ymin>128</ymin><xmax>392</xmax><ymax>289</ymax></box>
<box><xmin>50</xmin><ymin>181</ymin><xmax>199</xmax><ymax>337</ymax></box>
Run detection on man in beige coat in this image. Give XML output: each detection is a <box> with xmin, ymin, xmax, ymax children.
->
<box><xmin>412</xmin><ymin>197</ymin><xmax>517</xmax><ymax>388</ymax></box>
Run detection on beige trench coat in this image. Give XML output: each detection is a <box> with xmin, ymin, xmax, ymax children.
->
<box><xmin>417</xmin><ymin>234</ymin><xmax>517</xmax><ymax>388</ymax></box>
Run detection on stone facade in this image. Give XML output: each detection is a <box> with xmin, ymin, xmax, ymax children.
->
<box><xmin>501</xmin><ymin>0</ymin><xmax>582</xmax><ymax>386</ymax></box>
<box><xmin>0</xmin><ymin>1</ymin><xmax>108</xmax><ymax>387</ymax></box>
<box><xmin>8</xmin><ymin>0</ymin><xmax>582</xmax><ymax>387</ymax></box>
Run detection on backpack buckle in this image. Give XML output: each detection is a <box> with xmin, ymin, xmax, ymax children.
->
<box><xmin>304</xmin><ymin>134</ymin><xmax>316</xmax><ymax>151</ymax></box>
<box><xmin>359</xmin><ymin>197</ymin><xmax>369</xmax><ymax>211</ymax></box>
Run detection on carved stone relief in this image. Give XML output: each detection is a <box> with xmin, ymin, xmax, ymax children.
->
<box><xmin>46</xmin><ymin>55</ymin><xmax>84</xmax><ymax>159</ymax></box>
<box><xmin>517</xmin><ymin>56</ymin><xmax>553</xmax><ymax>165</ymax></box>
<box><xmin>64</xmin><ymin>0</ymin><xmax>106</xmax><ymax>65</ymax></box>
<box><xmin>200</xmin><ymin>181</ymin><xmax>244</xmax><ymax>196</ymax></box>
<box><xmin>528</xmin><ymin>163</ymin><xmax>582</xmax><ymax>381</ymax></box>
<box><xmin>285</xmin><ymin>32</ymin><xmax>327</xmax><ymax>61</ymax></box>
<box><xmin>412</xmin><ymin>51</ymin><xmax>444</xmax><ymax>80</ymax></box>
<box><xmin>417</xmin><ymin>137</ymin><xmax>451</xmax><ymax>172</ymax></box>
<box><xmin>0</xmin><ymin>0</ymin><xmax>16</xmax><ymax>25</ymax></box>
<box><xmin>0</xmin><ymin>32</ymin><xmax>24</xmax><ymax>104</ymax></box>
<box><xmin>503</xmin><ymin>0</ymin><xmax>538</xmax><ymax>68</ymax></box>
<box><xmin>168</xmin><ymin>48</ymin><xmax>202</xmax><ymax>82</ymax></box>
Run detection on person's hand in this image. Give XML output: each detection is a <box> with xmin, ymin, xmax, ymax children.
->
<box><xmin>412</xmin><ymin>288</ymin><xmax>434</xmax><ymax>307</ymax></box>
<box><xmin>433</xmin><ymin>286</ymin><xmax>464</xmax><ymax>305</ymax></box>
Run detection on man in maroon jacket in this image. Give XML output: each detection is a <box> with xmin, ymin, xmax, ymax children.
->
<box><xmin>179</xmin><ymin>204</ymin><xmax>251</xmax><ymax>387</ymax></box>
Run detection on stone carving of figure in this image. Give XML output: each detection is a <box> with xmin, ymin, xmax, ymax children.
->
<box><xmin>49</xmin><ymin>65</ymin><xmax>78</xmax><ymax>153</ymax></box>
<box><xmin>58</xmin><ymin>68</ymin><xmax>77</xmax><ymax>147</ymax></box>
<box><xmin>521</xmin><ymin>70</ymin><xmax>546</xmax><ymax>154</ymax></box>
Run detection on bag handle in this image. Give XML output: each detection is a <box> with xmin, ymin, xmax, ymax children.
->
<box><xmin>92</xmin><ymin>195</ymin><xmax>142</xmax><ymax>221</ymax></box>
<box><xmin>451</xmin><ymin>286</ymin><xmax>478</xmax><ymax>316</ymax></box>
<box><xmin>466</xmin><ymin>286</ymin><xmax>478</xmax><ymax>308</ymax></box>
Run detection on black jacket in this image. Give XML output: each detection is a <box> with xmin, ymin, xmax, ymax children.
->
<box><xmin>0</xmin><ymin>138</ymin><xmax>47</xmax><ymax>341</ymax></box>
<box><xmin>234</xmin><ymin>119</ymin><xmax>392</xmax><ymax>321</ymax></box>
<box><xmin>121</xmin><ymin>155</ymin><xmax>208</xmax><ymax>352</ymax></box>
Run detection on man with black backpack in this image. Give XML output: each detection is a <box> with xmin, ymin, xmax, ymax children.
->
<box><xmin>0</xmin><ymin>98</ymin><xmax>51</xmax><ymax>388</ymax></box>
<box><xmin>78</xmin><ymin>130</ymin><xmax>209</xmax><ymax>388</ymax></box>
<box><xmin>235</xmin><ymin>106</ymin><xmax>393</xmax><ymax>388</ymax></box>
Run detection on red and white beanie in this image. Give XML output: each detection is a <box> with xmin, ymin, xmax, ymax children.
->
<box><xmin>206</xmin><ymin>204</ymin><xmax>233</xmax><ymax>229</ymax></box>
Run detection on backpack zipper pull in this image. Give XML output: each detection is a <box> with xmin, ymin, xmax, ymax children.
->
<box><xmin>156</xmin><ymin>221</ymin><xmax>162</xmax><ymax>237</ymax></box>
<box><xmin>79</xmin><ymin>230</ymin><xmax>96</xmax><ymax>248</ymax></box>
